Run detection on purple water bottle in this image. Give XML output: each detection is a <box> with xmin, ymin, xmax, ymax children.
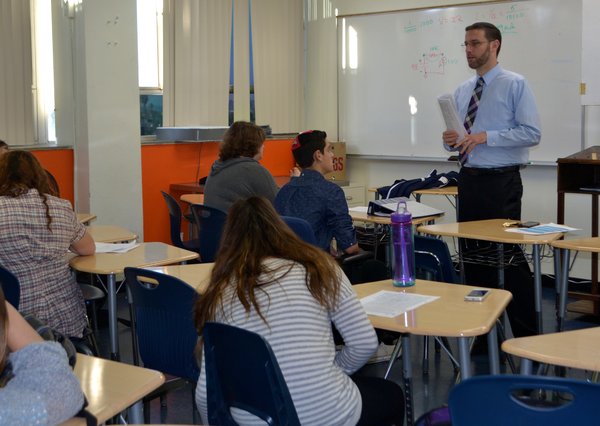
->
<box><xmin>391</xmin><ymin>200</ymin><xmax>415</xmax><ymax>287</ymax></box>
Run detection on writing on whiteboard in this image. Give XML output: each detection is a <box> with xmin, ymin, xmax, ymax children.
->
<box><xmin>410</xmin><ymin>46</ymin><xmax>459</xmax><ymax>79</ymax></box>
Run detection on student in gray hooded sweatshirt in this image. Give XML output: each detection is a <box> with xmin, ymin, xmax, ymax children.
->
<box><xmin>204</xmin><ymin>121</ymin><xmax>279</xmax><ymax>212</ymax></box>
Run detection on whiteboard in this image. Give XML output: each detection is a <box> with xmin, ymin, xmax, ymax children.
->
<box><xmin>338</xmin><ymin>0</ymin><xmax>582</xmax><ymax>162</ymax></box>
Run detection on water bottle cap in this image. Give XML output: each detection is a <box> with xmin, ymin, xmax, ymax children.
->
<box><xmin>391</xmin><ymin>200</ymin><xmax>412</xmax><ymax>223</ymax></box>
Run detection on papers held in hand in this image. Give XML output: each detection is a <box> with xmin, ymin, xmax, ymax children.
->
<box><xmin>438</xmin><ymin>94</ymin><xmax>466</xmax><ymax>140</ymax></box>
<box><xmin>367</xmin><ymin>197</ymin><xmax>444</xmax><ymax>219</ymax></box>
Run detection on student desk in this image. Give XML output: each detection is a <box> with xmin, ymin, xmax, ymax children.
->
<box><xmin>551</xmin><ymin>237</ymin><xmax>600</xmax><ymax>330</ymax></box>
<box><xmin>144</xmin><ymin>263</ymin><xmax>214</xmax><ymax>294</ymax></box>
<box><xmin>501</xmin><ymin>327</ymin><xmax>600</xmax><ymax>375</ymax></box>
<box><xmin>354</xmin><ymin>279</ymin><xmax>511</xmax><ymax>426</ymax></box>
<box><xmin>69</xmin><ymin>242</ymin><xmax>199</xmax><ymax>360</ymax></box>
<box><xmin>77</xmin><ymin>213</ymin><xmax>97</xmax><ymax>225</ymax></box>
<box><xmin>61</xmin><ymin>354</ymin><xmax>164</xmax><ymax>425</ymax></box>
<box><xmin>180</xmin><ymin>193</ymin><xmax>204</xmax><ymax>205</ymax></box>
<box><xmin>412</xmin><ymin>186</ymin><xmax>458</xmax><ymax>213</ymax></box>
<box><xmin>350</xmin><ymin>211</ymin><xmax>444</xmax><ymax>264</ymax></box>
<box><xmin>87</xmin><ymin>225</ymin><xmax>138</xmax><ymax>243</ymax></box>
<box><xmin>349</xmin><ymin>211</ymin><xmax>443</xmax><ymax>226</ymax></box>
<box><xmin>418</xmin><ymin>219</ymin><xmax>565</xmax><ymax>334</ymax></box>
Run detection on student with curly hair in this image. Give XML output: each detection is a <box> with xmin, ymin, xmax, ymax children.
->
<box><xmin>203</xmin><ymin>121</ymin><xmax>279</xmax><ymax>212</ymax></box>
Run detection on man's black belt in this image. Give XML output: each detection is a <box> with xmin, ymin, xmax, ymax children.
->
<box><xmin>460</xmin><ymin>165</ymin><xmax>522</xmax><ymax>176</ymax></box>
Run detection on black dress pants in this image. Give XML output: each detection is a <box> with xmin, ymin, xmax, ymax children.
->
<box><xmin>457</xmin><ymin>167</ymin><xmax>537</xmax><ymax>337</ymax></box>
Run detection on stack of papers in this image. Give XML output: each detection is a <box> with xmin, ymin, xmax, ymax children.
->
<box><xmin>95</xmin><ymin>242</ymin><xmax>140</xmax><ymax>253</ymax></box>
<box><xmin>504</xmin><ymin>223</ymin><xmax>579</xmax><ymax>235</ymax></box>
<box><xmin>360</xmin><ymin>290</ymin><xmax>439</xmax><ymax>318</ymax></box>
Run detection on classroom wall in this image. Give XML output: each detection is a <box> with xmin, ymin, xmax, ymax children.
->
<box><xmin>305</xmin><ymin>0</ymin><xmax>600</xmax><ymax>278</ymax></box>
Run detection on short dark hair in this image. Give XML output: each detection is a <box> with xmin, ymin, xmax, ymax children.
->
<box><xmin>466</xmin><ymin>22</ymin><xmax>502</xmax><ymax>56</ymax></box>
<box><xmin>291</xmin><ymin>130</ymin><xmax>327</xmax><ymax>168</ymax></box>
<box><xmin>0</xmin><ymin>140</ymin><xmax>8</xmax><ymax>150</ymax></box>
<box><xmin>219</xmin><ymin>121</ymin><xmax>266</xmax><ymax>161</ymax></box>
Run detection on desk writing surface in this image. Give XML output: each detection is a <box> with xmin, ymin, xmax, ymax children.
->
<box><xmin>353</xmin><ymin>279</ymin><xmax>511</xmax><ymax>337</ymax></box>
<box><xmin>61</xmin><ymin>354</ymin><xmax>164</xmax><ymax>425</ymax></box>
<box><xmin>368</xmin><ymin>187</ymin><xmax>458</xmax><ymax>196</ymax></box>
<box><xmin>418</xmin><ymin>219</ymin><xmax>564</xmax><ymax>245</ymax></box>
<box><xmin>144</xmin><ymin>263</ymin><xmax>214</xmax><ymax>293</ymax></box>
<box><xmin>76</xmin><ymin>213</ymin><xmax>96</xmax><ymax>224</ymax></box>
<box><xmin>551</xmin><ymin>237</ymin><xmax>600</xmax><ymax>253</ymax></box>
<box><xmin>412</xmin><ymin>186</ymin><xmax>458</xmax><ymax>197</ymax></box>
<box><xmin>501</xmin><ymin>327</ymin><xmax>600</xmax><ymax>371</ymax></box>
<box><xmin>69</xmin><ymin>242</ymin><xmax>199</xmax><ymax>275</ymax></box>
<box><xmin>86</xmin><ymin>225</ymin><xmax>137</xmax><ymax>243</ymax></box>
<box><xmin>180</xmin><ymin>193</ymin><xmax>204</xmax><ymax>205</ymax></box>
<box><xmin>349</xmin><ymin>211</ymin><xmax>443</xmax><ymax>226</ymax></box>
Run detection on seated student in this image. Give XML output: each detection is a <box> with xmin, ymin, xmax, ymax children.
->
<box><xmin>195</xmin><ymin>197</ymin><xmax>405</xmax><ymax>426</ymax></box>
<box><xmin>0</xmin><ymin>151</ymin><xmax>95</xmax><ymax>338</ymax></box>
<box><xmin>0</xmin><ymin>288</ymin><xmax>85</xmax><ymax>425</ymax></box>
<box><xmin>275</xmin><ymin>130</ymin><xmax>359</xmax><ymax>255</ymax></box>
<box><xmin>204</xmin><ymin>121</ymin><xmax>279</xmax><ymax>212</ymax></box>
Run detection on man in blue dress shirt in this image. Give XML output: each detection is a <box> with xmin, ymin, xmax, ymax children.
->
<box><xmin>275</xmin><ymin>130</ymin><xmax>359</xmax><ymax>256</ymax></box>
<box><xmin>442</xmin><ymin>22</ymin><xmax>541</xmax><ymax>338</ymax></box>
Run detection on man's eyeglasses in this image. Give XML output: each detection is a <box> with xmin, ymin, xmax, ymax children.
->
<box><xmin>461</xmin><ymin>40</ymin><xmax>490</xmax><ymax>49</ymax></box>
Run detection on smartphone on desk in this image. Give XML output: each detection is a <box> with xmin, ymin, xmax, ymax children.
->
<box><xmin>520</xmin><ymin>221</ymin><xmax>540</xmax><ymax>228</ymax></box>
<box><xmin>464</xmin><ymin>289</ymin><xmax>490</xmax><ymax>302</ymax></box>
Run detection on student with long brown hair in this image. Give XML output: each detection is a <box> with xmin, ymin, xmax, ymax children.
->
<box><xmin>0</xmin><ymin>287</ymin><xmax>84</xmax><ymax>425</ymax></box>
<box><xmin>0</xmin><ymin>151</ymin><xmax>95</xmax><ymax>338</ymax></box>
<box><xmin>195</xmin><ymin>197</ymin><xmax>404</xmax><ymax>425</ymax></box>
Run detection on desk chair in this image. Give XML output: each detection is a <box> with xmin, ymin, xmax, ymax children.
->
<box><xmin>415</xmin><ymin>235</ymin><xmax>461</xmax><ymax>374</ymax></box>
<box><xmin>161</xmin><ymin>191</ymin><xmax>201</xmax><ymax>253</ymax></box>
<box><xmin>203</xmin><ymin>322</ymin><xmax>300</xmax><ymax>426</ymax></box>
<box><xmin>124</xmin><ymin>267</ymin><xmax>200</xmax><ymax>423</ymax></box>
<box><xmin>281</xmin><ymin>215</ymin><xmax>318</xmax><ymax>245</ymax></box>
<box><xmin>189</xmin><ymin>204</ymin><xmax>227</xmax><ymax>263</ymax></box>
<box><xmin>0</xmin><ymin>266</ymin><xmax>20</xmax><ymax>307</ymax></box>
<box><xmin>449</xmin><ymin>375</ymin><xmax>600</xmax><ymax>426</ymax></box>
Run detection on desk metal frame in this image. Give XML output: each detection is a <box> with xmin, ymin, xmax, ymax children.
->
<box><xmin>69</xmin><ymin>243</ymin><xmax>198</xmax><ymax>360</ymax></box>
<box><xmin>418</xmin><ymin>220</ymin><xmax>564</xmax><ymax>335</ymax></box>
<box><xmin>354</xmin><ymin>279</ymin><xmax>511</xmax><ymax>426</ymax></box>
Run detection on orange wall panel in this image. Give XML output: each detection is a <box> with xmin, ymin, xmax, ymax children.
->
<box><xmin>141</xmin><ymin>138</ymin><xmax>294</xmax><ymax>243</ymax></box>
<box><xmin>30</xmin><ymin>149</ymin><xmax>75</xmax><ymax>207</ymax></box>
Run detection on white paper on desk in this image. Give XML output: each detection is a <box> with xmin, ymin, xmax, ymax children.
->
<box><xmin>349</xmin><ymin>206</ymin><xmax>369</xmax><ymax>213</ymax></box>
<box><xmin>95</xmin><ymin>242</ymin><xmax>140</xmax><ymax>253</ymax></box>
<box><xmin>360</xmin><ymin>290</ymin><xmax>439</xmax><ymax>318</ymax></box>
<box><xmin>438</xmin><ymin>94</ymin><xmax>466</xmax><ymax>140</ymax></box>
<box><xmin>504</xmin><ymin>223</ymin><xmax>580</xmax><ymax>235</ymax></box>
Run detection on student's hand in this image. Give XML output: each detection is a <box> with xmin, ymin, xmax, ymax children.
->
<box><xmin>442</xmin><ymin>130</ymin><xmax>459</xmax><ymax>147</ymax></box>
<box><xmin>455</xmin><ymin>132</ymin><xmax>487</xmax><ymax>154</ymax></box>
<box><xmin>344</xmin><ymin>243</ymin><xmax>360</xmax><ymax>255</ymax></box>
<box><xmin>290</xmin><ymin>167</ymin><xmax>301</xmax><ymax>177</ymax></box>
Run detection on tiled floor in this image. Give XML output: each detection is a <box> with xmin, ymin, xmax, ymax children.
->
<box><xmin>92</xmin><ymin>285</ymin><xmax>598</xmax><ymax>424</ymax></box>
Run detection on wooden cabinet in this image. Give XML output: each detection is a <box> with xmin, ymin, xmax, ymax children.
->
<box><xmin>557</xmin><ymin>146</ymin><xmax>600</xmax><ymax>314</ymax></box>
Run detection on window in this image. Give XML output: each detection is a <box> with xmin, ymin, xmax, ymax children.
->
<box><xmin>137</xmin><ymin>0</ymin><xmax>163</xmax><ymax>136</ymax></box>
